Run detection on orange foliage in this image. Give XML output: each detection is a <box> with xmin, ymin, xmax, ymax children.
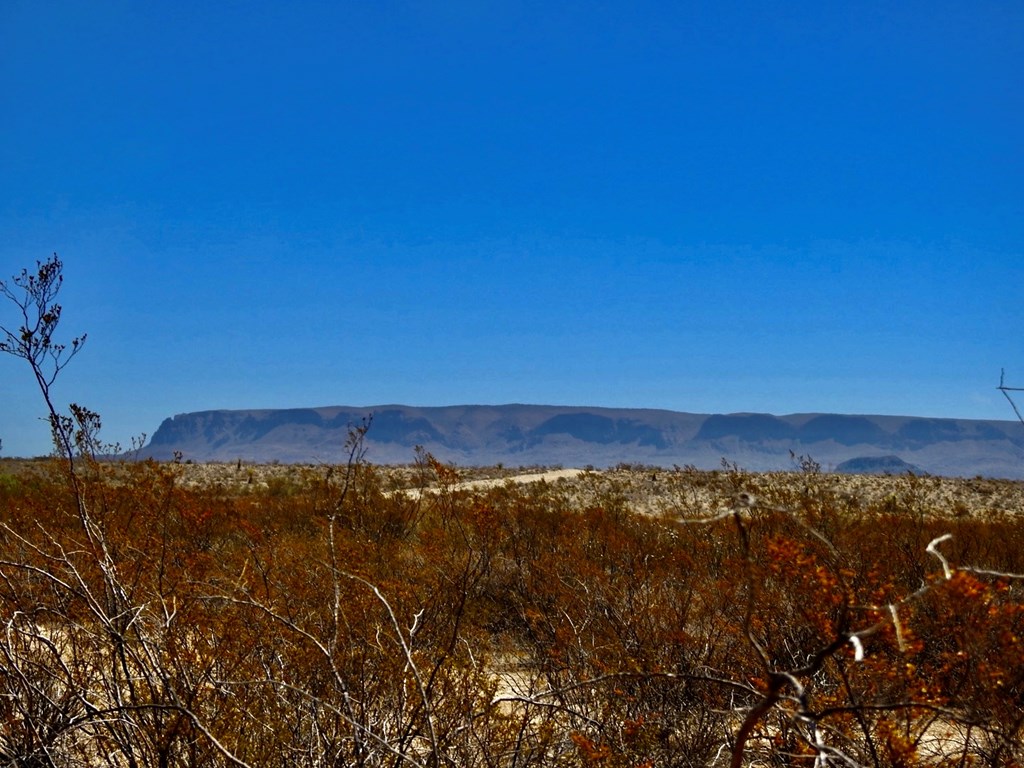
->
<box><xmin>0</xmin><ymin>457</ymin><xmax>1022</xmax><ymax>766</ymax></box>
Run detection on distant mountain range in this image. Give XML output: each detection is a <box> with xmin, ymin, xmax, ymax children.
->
<box><xmin>141</xmin><ymin>404</ymin><xmax>1024</xmax><ymax>478</ymax></box>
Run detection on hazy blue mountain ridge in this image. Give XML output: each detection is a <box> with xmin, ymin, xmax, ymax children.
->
<box><xmin>143</xmin><ymin>404</ymin><xmax>1024</xmax><ymax>479</ymax></box>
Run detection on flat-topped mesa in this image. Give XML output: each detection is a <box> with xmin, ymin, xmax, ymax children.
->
<box><xmin>142</xmin><ymin>405</ymin><xmax>1024</xmax><ymax>479</ymax></box>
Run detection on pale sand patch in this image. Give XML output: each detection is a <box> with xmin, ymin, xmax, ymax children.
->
<box><xmin>392</xmin><ymin>468</ymin><xmax>587</xmax><ymax>499</ymax></box>
<box><xmin>448</xmin><ymin>468</ymin><xmax>587</xmax><ymax>492</ymax></box>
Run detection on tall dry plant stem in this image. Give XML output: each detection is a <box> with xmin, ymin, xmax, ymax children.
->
<box><xmin>1</xmin><ymin>255</ymin><xmax>256</xmax><ymax>767</ymax></box>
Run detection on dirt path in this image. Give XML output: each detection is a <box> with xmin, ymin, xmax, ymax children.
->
<box><xmin>395</xmin><ymin>468</ymin><xmax>586</xmax><ymax>498</ymax></box>
<box><xmin>449</xmin><ymin>468</ymin><xmax>586</xmax><ymax>491</ymax></box>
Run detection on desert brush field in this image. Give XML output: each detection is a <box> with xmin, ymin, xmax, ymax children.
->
<box><xmin>1</xmin><ymin>454</ymin><xmax>1023</xmax><ymax>767</ymax></box>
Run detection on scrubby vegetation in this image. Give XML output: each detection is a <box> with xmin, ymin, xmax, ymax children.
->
<box><xmin>1</xmin><ymin>454</ymin><xmax>1023</xmax><ymax>767</ymax></box>
<box><xmin>2</xmin><ymin>257</ymin><xmax>1023</xmax><ymax>766</ymax></box>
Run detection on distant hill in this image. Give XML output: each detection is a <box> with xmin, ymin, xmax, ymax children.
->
<box><xmin>835</xmin><ymin>455</ymin><xmax>924</xmax><ymax>475</ymax></box>
<box><xmin>141</xmin><ymin>404</ymin><xmax>1024</xmax><ymax>478</ymax></box>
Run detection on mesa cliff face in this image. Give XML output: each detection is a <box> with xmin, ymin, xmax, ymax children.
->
<box><xmin>142</xmin><ymin>404</ymin><xmax>1024</xmax><ymax>478</ymax></box>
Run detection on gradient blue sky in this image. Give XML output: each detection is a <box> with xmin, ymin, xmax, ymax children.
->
<box><xmin>2</xmin><ymin>1</ymin><xmax>1022</xmax><ymax>458</ymax></box>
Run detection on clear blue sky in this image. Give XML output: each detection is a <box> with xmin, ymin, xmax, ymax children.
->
<box><xmin>2</xmin><ymin>1</ymin><xmax>1022</xmax><ymax>458</ymax></box>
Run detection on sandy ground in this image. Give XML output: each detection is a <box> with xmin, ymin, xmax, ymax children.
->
<box><xmin>391</xmin><ymin>468</ymin><xmax>586</xmax><ymax>498</ymax></box>
<box><xmin>434</xmin><ymin>467</ymin><xmax>585</xmax><ymax>490</ymax></box>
